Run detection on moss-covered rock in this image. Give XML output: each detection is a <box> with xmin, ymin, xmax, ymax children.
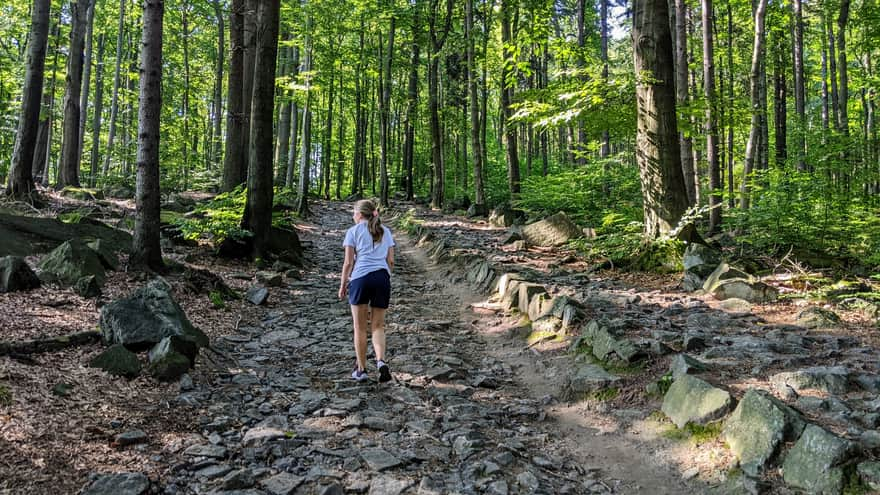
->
<box><xmin>782</xmin><ymin>425</ymin><xmax>852</xmax><ymax>494</ymax></box>
<box><xmin>38</xmin><ymin>239</ymin><xmax>106</xmax><ymax>286</ymax></box>
<box><xmin>0</xmin><ymin>256</ymin><xmax>40</xmax><ymax>293</ymax></box>
<box><xmin>148</xmin><ymin>336</ymin><xmax>195</xmax><ymax>381</ymax></box>
<box><xmin>87</xmin><ymin>239</ymin><xmax>120</xmax><ymax>271</ymax></box>
<box><xmin>796</xmin><ymin>307</ymin><xmax>841</xmax><ymax>329</ymax></box>
<box><xmin>722</xmin><ymin>389</ymin><xmax>805</xmax><ymax>477</ymax></box>
<box><xmin>661</xmin><ymin>375</ymin><xmax>734</xmax><ymax>429</ymax></box>
<box><xmin>89</xmin><ymin>344</ymin><xmax>142</xmax><ymax>378</ymax></box>
<box><xmin>521</xmin><ymin>212</ymin><xmax>582</xmax><ymax>247</ymax></box>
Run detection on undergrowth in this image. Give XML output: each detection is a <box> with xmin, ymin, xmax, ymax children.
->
<box><xmin>661</xmin><ymin>420</ymin><xmax>724</xmax><ymax>445</ymax></box>
<box><xmin>0</xmin><ymin>384</ymin><xmax>11</xmax><ymax>406</ymax></box>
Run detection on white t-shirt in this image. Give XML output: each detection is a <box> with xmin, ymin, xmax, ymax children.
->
<box><xmin>343</xmin><ymin>221</ymin><xmax>395</xmax><ymax>281</ymax></box>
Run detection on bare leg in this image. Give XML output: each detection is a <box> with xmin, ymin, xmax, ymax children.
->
<box><xmin>370</xmin><ymin>307</ymin><xmax>387</xmax><ymax>362</ymax></box>
<box><xmin>351</xmin><ymin>304</ymin><xmax>369</xmax><ymax>371</ymax></box>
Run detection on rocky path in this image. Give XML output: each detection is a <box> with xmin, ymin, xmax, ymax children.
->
<box><xmin>156</xmin><ymin>202</ymin><xmax>698</xmax><ymax>495</ymax></box>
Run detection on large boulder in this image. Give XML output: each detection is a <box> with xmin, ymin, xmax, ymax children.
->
<box><xmin>87</xmin><ymin>239</ymin><xmax>120</xmax><ymax>271</ymax></box>
<box><xmin>565</xmin><ymin>364</ymin><xmax>620</xmax><ymax>398</ymax></box>
<box><xmin>147</xmin><ymin>336</ymin><xmax>195</xmax><ymax>382</ymax></box>
<box><xmin>37</xmin><ymin>239</ymin><xmax>106</xmax><ymax>286</ymax></box>
<box><xmin>796</xmin><ymin>307</ymin><xmax>841</xmax><ymax>329</ymax></box>
<box><xmin>661</xmin><ymin>375</ymin><xmax>734</xmax><ymax>429</ymax></box>
<box><xmin>81</xmin><ymin>473</ymin><xmax>150</xmax><ymax>495</ymax></box>
<box><xmin>0</xmin><ymin>256</ymin><xmax>40</xmax><ymax>293</ymax></box>
<box><xmin>702</xmin><ymin>263</ymin><xmax>778</xmax><ymax>303</ymax></box>
<box><xmin>682</xmin><ymin>243</ymin><xmax>723</xmax><ymax>292</ymax></box>
<box><xmin>488</xmin><ymin>202</ymin><xmax>519</xmax><ymax>227</ymax></box>
<box><xmin>100</xmin><ymin>278</ymin><xmax>209</xmax><ymax>351</ymax></box>
<box><xmin>722</xmin><ymin>389</ymin><xmax>805</xmax><ymax>477</ymax></box>
<box><xmin>89</xmin><ymin>344</ymin><xmax>142</xmax><ymax>378</ymax></box>
<box><xmin>521</xmin><ymin>212</ymin><xmax>582</xmax><ymax>247</ymax></box>
<box><xmin>770</xmin><ymin>366</ymin><xmax>851</xmax><ymax>395</ymax></box>
<box><xmin>782</xmin><ymin>425</ymin><xmax>853</xmax><ymax>494</ymax></box>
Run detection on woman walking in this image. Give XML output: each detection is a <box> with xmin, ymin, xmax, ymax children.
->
<box><xmin>338</xmin><ymin>199</ymin><xmax>395</xmax><ymax>382</ymax></box>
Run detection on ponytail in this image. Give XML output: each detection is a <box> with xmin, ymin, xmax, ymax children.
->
<box><xmin>354</xmin><ymin>199</ymin><xmax>384</xmax><ymax>243</ymax></box>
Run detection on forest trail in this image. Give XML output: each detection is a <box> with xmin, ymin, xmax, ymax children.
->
<box><xmin>161</xmin><ymin>201</ymin><xmax>699</xmax><ymax>494</ymax></box>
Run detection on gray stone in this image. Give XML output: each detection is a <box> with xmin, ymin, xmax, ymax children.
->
<box><xmin>183</xmin><ymin>443</ymin><xmax>228</xmax><ymax>458</ymax></box>
<box><xmin>89</xmin><ymin>344</ymin><xmax>142</xmax><ymax>378</ymax></box>
<box><xmin>702</xmin><ymin>263</ymin><xmax>752</xmax><ymax>292</ymax></box>
<box><xmin>256</xmin><ymin>271</ymin><xmax>283</xmax><ymax>287</ymax></box>
<box><xmin>515</xmin><ymin>471</ymin><xmax>540</xmax><ymax>493</ymax></box>
<box><xmin>87</xmin><ymin>239</ymin><xmax>120</xmax><ymax>271</ymax></box>
<box><xmin>719</xmin><ymin>298</ymin><xmax>753</xmax><ymax>315</ymax></box>
<box><xmin>722</xmin><ymin>389</ymin><xmax>805</xmax><ymax>477</ymax></box>
<box><xmin>100</xmin><ymin>278</ymin><xmax>209</xmax><ymax>350</ymax></box>
<box><xmin>670</xmin><ymin>354</ymin><xmax>708</xmax><ymax>379</ymax></box>
<box><xmin>517</xmin><ymin>283</ymin><xmax>547</xmax><ymax>316</ymax></box>
<box><xmin>243</xmin><ymin>415</ymin><xmax>289</xmax><ymax>447</ymax></box>
<box><xmin>859</xmin><ymin>430</ymin><xmax>880</xmax><ymax>450</ymax></box>
<box><xmin>360</xmin><ymin>448</ymin><xmax>403</xmax><ymax>471</ymax></box>
<box><xmin>855</xmin><ymin>374</ymin><xmax>880</xmax><ymax>393</ymax></box>
<box><xmin>858</xmin><ymin>462</ymin><xmax>880</xmax><ymax>491</ymax></box>
<box><xmin>147</xmin><ymin>337</ymin><xmax>193</xmax><ymax>382</ymax></box>
<box><xmin>583</xmin><ymin>320</ymin><xmax>644</xmax><ymax>363</ymax></box>
<box><xmin>566</xmin><ymin>364</ymin><xmax>620</xmax><ymax>397</ymax></box>
<box><xmin>369</xmin><ymin>475</ymin><xmax>413</xmax><ymax>495</ymax></box>
<box><xmin>114</xmin><ymin>429</ymin><xmax>148</xmax><ymax>447</ymax></box>
<box><xmin>81</xmin><ymin>473</ymin><xmax>150</xmax><ymax>495</ymax></box>
<box><xmin>770</xmin><ymin>366</ymin><xmax>851</xmax><ymax>395</ymax></box>
<box><xmin>796</xmin><ymin>307</ymin><xmax>841</xmax><ymax>329</ymax></box>
<box><xmin>489</xmin><ymin>202</ymin><xmax>518</xmax><ymax>227</ymax></box>
<box><xmin>487</xmin><ymin>480</ymin><xmax>509</xmax><ymax>495</ymax></box>
<box><xmin>221</xmin><ymin>469</ymin><xmax>256</xmax><ymax>490</ymax></box>
<box><xmin>661</xmin><ymin>375</ymin><xmax>734</xmax><ymax>428</ymax></box>
<box><xmin>682</xmin><ymin>244</ymin><xmax>723</xmax><ymax>291</ymax></box>
<box><xmin>521</xmin><ymin>212</ymin><xmax>582</xmax><ymax>247</ymax></box>
<box><xmin>710</xmin><ymin>279</ymin><xmax>778</xmax><ymax>304</ymax></box>
<box><xmin>0</xmin><ymin>256</ymin><xmax>40</xmax><ymax>293</ymax></box>
<box><xmin>74</xmin><ymin>274</ymin><xmax>102</xmax><ymax>297</ymax></box>
<box><xmin>38</xmin><ymin>239</ymin><xmax>106</xmax><ymax>286</ymax></box>
<box><xmin>246</xmin><ymin>286</ymin><xmax>269</xmax><ymax>305</ymax></box>
<box><xmin>782</xmin><ymin>425</ymin><xmax>852</xmax><ymax>494</ymax></box>
<box><xmin>260</xmin><ymin>472</ymin><xmax>304</xmax><ymax>495</ymax></box>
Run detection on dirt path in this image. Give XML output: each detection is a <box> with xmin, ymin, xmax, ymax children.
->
<box><xmin>148</xmin><ymin>200</ymin><xmax>702</xmax><ymax>495</ymax></box>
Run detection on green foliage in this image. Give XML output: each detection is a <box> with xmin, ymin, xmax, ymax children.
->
<box><xmin>0</xmin><ymin>383</ymin><xmax>11</xmax><ymax>406</ymax></box>
<box><xmin>396</xmin><ymin>208</ymin><xmax>423</xmax><ymax>236</ymax></box>
<box><xmin>662</xmin><ymin>420</ymin><xmax>724</xmax><ymax>445</ymax></box>
<box><xmin>58</xmin><ymin>211</ymin><xmax>85</xmax><ymax>224</ymax></box>
<box><xmin>584</xmin><ymin>387</ymin><xmax>620</xmax><ymax>402</ymax></box>
<box><xmin>842</xmin><ymin>467</ymin><xmax>869</xmax><ymax>495</ymax></box>
<box><xmin>513</xmin><ymin>155</ymin><xmax>642</xmax><ymax>226</ymax></box>
<box><xmin>209</xmin><ymin>290</ymin><xmax>225</xmax><ymax>309</ymax></box>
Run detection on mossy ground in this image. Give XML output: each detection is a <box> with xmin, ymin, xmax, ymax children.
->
<box><xmin>660</xmin><ymin>420</ymin><xmax>724</xmax><ymax>445</ymax></box>
<box><xmin>0</xmin><ymin>384</ymin><xmax>11</xmax><ymax>406</ymax></box>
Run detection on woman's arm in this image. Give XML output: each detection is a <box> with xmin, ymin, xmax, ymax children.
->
<box><xmin>338</xmin><ymin>246</ymin><xmax>356</xmax><ymax>299</ymax></box>
<box><xmin>386</xmin><ymin>246</ymin><xmax>395</xmax><ymax>273</ymax></box>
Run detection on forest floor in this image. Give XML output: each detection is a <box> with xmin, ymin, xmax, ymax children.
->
<box><xmin>0</xmin><ymin>194</ymin><xmax>877</xmax><ymax>494</ymax></box>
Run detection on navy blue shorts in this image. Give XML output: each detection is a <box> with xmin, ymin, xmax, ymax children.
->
<box><xmin>348</xmin><ymin>269</ymin><xmax>391</xmax><ymax>308</ymax></box>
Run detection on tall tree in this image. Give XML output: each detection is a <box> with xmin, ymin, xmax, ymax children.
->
<box><xmin>89</xmin><ymin>34</ymin><xmax>106</xmax><ymax>187</ymax></box>
<box><xmin>741</xmin><ymin>0</ymin><xmax>768</xmax><ymax>210</ymax></box>
<box><xmin>285</xmin><ymin>46</ymin><xmax>301</xmax><ymax>189</ymax></box>
<box><xmin>674</xmin><ymin>0</ymin><xmax>697</xmax><ymax>206</ymax></box>
<box><xmin>836</xmin><ymin>0</ymin><xmax>850</xmax><ymax>134</ymax></box>
<box><xmin>428</xmin><ymin>0</ymin><xmax>452</xmax><ymax>208</ymax></box>
<box><xmin>211</xmin><ymin>0</ymin><xmax>226</xmax><ymax>169</ymax></box>
<box><xmin>103</xmin><ymin>0</ymin><xmax>127</xmax><ymax>177</ymax></box>
<box><xmin>78</xmin><ymin>0</ymin><xmax>96</xmax><ymax>184</ymax></box>
<box><xmin>6</xmin><ymin>0</ymin><xmax>51</xmax><ymax>199</ymax></box>
<box><xmin>58</xmin><ymin>0</ymin><xmax>92</xmax><ymax>188</ymax></box>
<box><xmin>500</xmin><ymin>0</ymin><xmax>520</xmax><ymax>196</ymax></box>
<box><xmin>792</xmin><ymin>0</ymin><xmax>806</xmax><ymax>171</ymax></box>
<box><xmin>465</xmin><ymin>0</ymin><xmax>486</xmax><ymax>213</ymax></box>
<box><xmin>222</xmin><ymin>0</ymin><xmax>246</xmax><ymax>191</ymax></box>
<box><xmin>378</xmin><ymin>16</ymin><xmax>396</xmax><ymax>207</ymax></box>
<box><xmin>242</xmin><ymin>0</ymin><xmax>281</xmax><ymax>258</ymax></box>
<box><xmin>633</xmin><ymin>0</ymin><xmax>689</xmax><ymax>237</ymax></box>
<box><xmin>131</xmin><ymin>0</ymin><xmax>165</xmax><ymax>271</ymax></box>
<box><xmin>295</xmin><ymin>9</ymin><xmax>313</xmax><ymax>217</ymax></box>
<box><xmin>402</xmin><ymin>2</ymin><xmax>420</xmax><ymax>201</ymax></box>
<box><xmin>704</xmin><ymin>0</ymin><xmax>721</xmax><ymax>231</ymax></box>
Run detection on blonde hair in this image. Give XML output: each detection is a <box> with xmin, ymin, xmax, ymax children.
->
<box><xmin>354</xmin><ymin>199</ymin><xmax>383</xmax><ymax>243</ymax></box>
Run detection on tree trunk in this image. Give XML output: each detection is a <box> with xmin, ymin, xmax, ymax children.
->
<box><xmin>727</xmin><ymin>1</ymin><xmax>735</xmax><ymax>205</ymax></box>
<box><xmin>403</xmin><ymin>2</ymin><xmax>420</xmax><ymax>201</ymax></box>
<box><xmin>274</xmin><ymin>44</ymin><xmax>291</xmax><ymax>184</ymax></box>
<box><xmin>792</xmin><ymin>0</ymin><xmax>806</xmax><ymax>170</ymax></box>
<box><xmin>600</xmin><ymin>0</ymin><xmax>611</xmax><ymax>158</ymax></box>
<box><xmin>241</xmin><ymin>0</ymin><xmax>257</xmax><ymax>179</ymax></box>
<box><xmin>295</xmin><ymin>12</ymin><xmax>313</xmax><ymax>217</ymax></box>
<box><xmin>465</xmin><ymin>0</ymin><xmax>485</xmax><ymax>210</ymax></box>
<box><xmin>501</xmin><ymin>0</ymin><xmax>520</xmax><ymax>196</ymax></box>
<box><xmin>703</xmin><ymin>0</ymin><xmax>721</xmax><ymax>230</ymax></box>
<box><xmin>285</xmin><ymin>46</ymin><xmax>300</xmax><ymax>188</ymax></box>
<box><xmin>828</xmin><ymin>15</ymin><xmax>839</xmax><ymax>132</ymax></box>
<box><xmin>181</xmin><ymin>2</ymin><xmax>191</xmax><ymax>190</ymax></box>
<box><xmin>7</xmin><ymin>0</ymin><xmax>51</xmax><ymax>200</ymax></box>
<box><xmin>89</xmin><ymin>34</ymin><xmax>105</xmax><ymax>187</ymax></box>
<box><xmin>836</xmin><ymin>0</ymin><xmax>850</xmax><ymax>134</ymax></box>
<box><xmin>78</xmin><ymin>0</ymin><xmax>96</xmax><ymax>185</ymax></box>
<box><xmin>222</xmin><ymin>0</ymin><xmax>246</xmax><ymax>192</ymax></box>
<box><xmin>58</xmin><ymin>0</ymin><xmax>92</xmax><ymax>188</ymax></box>
<box><xmin>428</xmin><ymin>0</ymin><xmax>452</xmax><ymax>209</ymax></box>
<box><xmin>103</xmin><ymin>0</ymin><xmax>126</xmax><ymax>177</ymax></box>
<box><xmin>633</xmin><ymin>0</ymin><xmax>689</xmax><ymax>238</ymax></box>
<box><xmin>323</xmin><ymin>73</ymin><xmax>334</xmax><ymax>200</ymax></box>
<box><xmin>741</xmin><ymin>0</ymin><xmax>768</xmax><ymax>210</ymax></box>
<box><xmin>336</xmin><ymin>74</ymin><xmax>344</xmax><ymax>200</ymax></box>
<box><xmin>674</xmin><ymin>0</ymin><xmax>696</xmax><ymax>207</ymax></box>
<box><xmin>774</xmin><ymin>42</ymin><xmax>787</xmax><ymax>167</ymax></box>
<box><xmin>131</xmin><ymin>0</ymin><xmax>164</xmax><ymax>271</ymax></box>
<box><xmin>820</xmin><ymin>13</ymin><xmax>830</xmax><ymax>132</ymax></box>
<box><xmin>211</xmin><ymin>0</ymin><xmax>225</xmax><ymax>169</ymax></box>
<box><xmin>575</xmin><ymin>0</ymin><xmax>587</xmax><ymax>167</ymax></box>
<box><xmin>34</xmin><ymin>20</ymin><xmax>61</xmax><ymax>185</ymax></box>
<box><xmin>378</xmin><ymin>19</ymin><xmax>395</xmax><ymax>207</ymax></box>
<box><xmin>242</xmin><ymin>0</ymin><xmax>280</xmax><ymax>258</ymax></box>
